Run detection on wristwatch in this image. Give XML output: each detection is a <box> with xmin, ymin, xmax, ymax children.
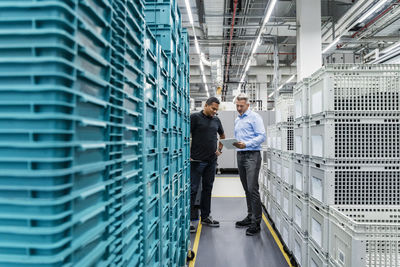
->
<box><xmin>218</xmin><ymin>148</ymin><xmax>222</xmax><ymax>153</ymax></box>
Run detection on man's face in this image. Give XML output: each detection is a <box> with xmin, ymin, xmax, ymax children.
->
<box><xmin>236</xmin><ymin>99</ymin><xmax>249</xmax><ymax>115</ymax></box>
<box><xmin>204</xmin><ymin>102</ymin><xmax>219</xmax><ymax>117</ymax></box>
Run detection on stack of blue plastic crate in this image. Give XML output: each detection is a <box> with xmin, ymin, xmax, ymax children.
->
<box><xmin>0</xmin><ymin>0</ymin><xmax>117</xmax><ymax>265</ymax></box>
<box><xmin>0</xmin><ymin>0</ymin><xmax>148</xmax><ymax>266</ymax></box>
<box><xmin>111</xmin><ymin>1</ymin><xmax>146</xmax><ymax>266</ymax></box>
<box><xmin>179</xmin><ymin>28</ymin><xmax>191</xmax><ymax>265</ymax></box>
<box><xmin>144</xmin><ymin>0</ymin><xmax>191</xmax><ymax>266</ymax></box>
<box><xmin>0</xmin><ymin>0</ymin><xmax>190</xmax><ymax>265</ymax></box>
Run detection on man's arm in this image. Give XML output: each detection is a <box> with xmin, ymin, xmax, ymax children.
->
<box><xmin>216</xmin><ymin>118</ymin><xmax>225</xmax><ymax>156</ymax></box>
<box><xmin>217</xmin><ymin>133</ymin><xmax>226</xmax><ymax>152</ymax></box>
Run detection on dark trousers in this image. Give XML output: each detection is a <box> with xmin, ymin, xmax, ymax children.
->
<box><xmin>237</xmin><ymin>151</ymin><xmax>262</xmax><ymax>225</ymax></box>
<box><xmin>190</xmin><ymin>160</ymin><xmax>216</xmax><ymax>220</ymax></box>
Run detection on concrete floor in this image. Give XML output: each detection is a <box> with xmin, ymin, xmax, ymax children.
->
<box><xmin>190</xmin><ymin>176</ymin><xmax>290</xmax><ymax>267</ymax></box>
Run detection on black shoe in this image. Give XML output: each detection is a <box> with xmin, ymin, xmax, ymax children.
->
<box><xmin>201</xmin><ymin>216</ymin><xmax>220</xmax><ymax>227</ymax></box>
<box><xmin>246</xmin><ymin>224</ymin><xmax>261</xmax><ymax>236</ymax></box>
<box><xmin>190</xmin><ymin>223</ymin><xmax>196</xmax><ymax>233</ymax></box>
<box><xmin>235</xmin><ymin>215</ymin><xmax>252</xmax><ymax>228</ymax></box>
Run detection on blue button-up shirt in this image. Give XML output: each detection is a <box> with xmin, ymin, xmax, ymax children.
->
<box><xmin>234</xmin><ymin>109</ymin><xmax>266</xmax><ymax>151</ymax></box>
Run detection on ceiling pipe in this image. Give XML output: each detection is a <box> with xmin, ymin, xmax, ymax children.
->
<box><xmin>254</xmin><ymin>52</ymin><xmax>296</xmax><ymax>55</ymax></box>
<box><xmin>351</xmin><ymin>0</ymin><xmax>400</xmax><ymax>38</ymax></box>
<box><xmin>224</xmin><ymin>0</ymin><xmax>239</xmax><ymax>83</ymax></box>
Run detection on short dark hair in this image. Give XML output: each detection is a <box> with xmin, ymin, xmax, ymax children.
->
<box><xmin>205</xmin><ymin>97</ymin><xmax>220</xmax><ymax>105</ymax></box>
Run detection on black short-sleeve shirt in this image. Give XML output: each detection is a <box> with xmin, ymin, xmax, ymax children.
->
<box><xmin>191</xmin><ymin>111</ymin><xmax>224</xmax><ymax>162</ymax></box>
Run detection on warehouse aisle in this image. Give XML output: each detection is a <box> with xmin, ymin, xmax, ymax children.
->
<box><xmin>189</xmin><ymin>176</ymin><xmax>291</xmax><ymax>267</ymax></box>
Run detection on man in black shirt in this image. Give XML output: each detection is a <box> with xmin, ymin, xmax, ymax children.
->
<box><xmin>190</xmin><ymin>97</ymin><xmax>225</xmax><ymax>232</ymax></box>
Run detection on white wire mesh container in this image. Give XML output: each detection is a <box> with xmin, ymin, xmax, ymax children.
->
<box><xmin>267</xmin><ymin>125</ymin><xmax>277</xmax><ymax>149</ymax></box>
<box><xmin>277</xmin><ymin>123</ymin><xmax>294</xmax><ymax>152</ymax></box>
<box><xmin>308</xmin><ymin>64</ymin><xmax>400</xmax><ymax>120</ymax></box>
<box><xmin>270</xmin><ymin>197</ymin><xmax>281</xmax><ymax>226</ymax></box>
<box><xmin>308</xmin><ymin>242</ymin><xmax>329</xmax><ymax>267</ymax></box>
<box><xmin>280</xmin><ymin>214</ymin><xmax>292</xmax><ymax>250</ymax></box>
<box><xmin>308</xmin><ymin>202</ymin><xmax>330</xmax><ymax>255</ymax></box>
<box><xmin>294</xmin><ymin>121</ymin><xmax>309</xmax><ymax>157</ymax></box>
<box><xmin>292</xmin><ymin>157</ymin><xmax>309</xmax><ymax>197</ymax></box>
<box><xmin>328</xmin><ymin>205</ymin><xmax>400</xmax><ymax>267</ymax></box>
<box><xmin>294</xmin><ymin>78</ymin><xmax>310</xmax><ymax>122</ymax></box>
<box><xmin>292</xmin><ymin>193</ymin><xmax>309</xmax><ymax>235</ymax></box>
<box><xmin>280</xmin><ymin>152</ymin><xmax>293</xmax><ymax>187</ymax></box>
<box><xmin>309</xmin><ymin>117</ymin><xmax>400</xmax><ymax>160</ymax></box>
<box><xmin>270</xmin><ymin>152</ymin><xmax>282</xmax><ymax>179</ymax></box>
<box><xmin>276</xmin><ymin>93</ymin><xmax>294</xmax><ymax>124</ymax></box>
<box><xmin>281</xmin><ymin>184</ymin><xmax>292</xmax><ymax>220</ymax></box>
<box><xmin>260</xmin><ymin>165</ymin><xmax>268</xmax><ymax>192</ymax></box>
<box><xmin>265</xmin><ymin>191</ymin><xmax>272</xmax><ymax>215</ymax></box>
<box><xmin>263</xmin><ymin>149</ymin><xmax>271</xmax><ymax>164</ymax></box>
<box><xmin>309</xmin><ymin>159</ymin><xmax>400</xmax><ymax>207</ymax></box>
<box><xmin>290</xmin><ymin>224</ymin><xmax>309</xmax><ymax>267</ymax></box>
<box><xmin>270</xmin><ymin>175</ymin><xmax>281</xmax><ymax>204</ymax></box>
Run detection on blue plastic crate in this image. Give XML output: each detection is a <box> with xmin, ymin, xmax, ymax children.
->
<box><xmin>0</xmin><ymin>196</ymin><xmax>111</xmax><ymax>265</ymax></box>
<box><xmin>145</xmin><ymin>221</ymin><xmax>161</xmax><ymax>266</ymax></box>
<box><xmin>145</xmin><ymin>102</ymin><xmax>158</xmax><ymax>127</ymax></box>
<box><xmin>122</xmin><ymin>154</ymin><xmax>142</xmax><ymax>176</ymax></box>
<box><xmin>144</xmin><ymin>53</ymin><xmax>158</xmax><ymax>80</ymax></box>
<box><xmin>126</xmin><ymin>0</ymin><xmax>145</xmax><ymax>45</ymax></box>
<box><xmin>170</xmin><ymin>106</ymin><xmax>179</xmax><ymax>133</ymax></box>
<box><xmin>160</xmin><ymin>149</ymin><xmax>170</xmax><ymax>170</ymax></box>
<box><xmin>124</xmin><ymin>61</ymin><xmax>144</xmax><ymax>88</ymax></box>
<box><xmin>159</xmin><ymin>86</ymin><xmax>169</xmax><ymax>112</ymax></box>
<box><xmin>169</xmin><ymin>58</ymin><xmax>178</xmax><ymax>81</ymax></box>
<box><xmin>160</xmin><ymin>168</ymin><xmax>170</xmax><ymax>190</ymax></box>
<box><xmin>161</xmin><ymin>226</ymin><xmax>171</xmax><ymax>266</ymax></box>
<box><xmin>144</xmin><ymin>75</ymin><xmax>158</xmax><ymax>103</ymax></box>
<box><xmin>145</xmin><ymin>152</ymin><xmax>159</xmax><ymax>177</ymax></box>
<box><xmin>144</xmin><ymin>3</ymin><xmax>178</xmax><ymax>30</ymax></box>
<box><xmin>159</xmin><ymin>48</ymin><xmax>169</xmax><ymax>74</ymax></box>
<box><xmin>144</xmin><ymin>26</ymin><xmax>159</xmax><ymax>57</ymax></box>
<box><xmin>160</xmin><ymin>130</ymin><xmax>170</xmax><ymax>154</ymax></box>
<box><xmin>148</xmin><ymin>25</ymin><xmax>178</xmax><ymax>55</ymax></box>
<box><xmin>170</xmin><ymin>131</ymin><xmax>179</xmax><ymax>154</ymax></box>
<box><xmin>128</xmin><ymin>0</ymin><xmax>146</xmax><ymax>19</ymax></box>
<box><xmin>145</xmin><ymin>127</ymin><xmax>158</xmax><ymax>153</ymax></box>
<box><xmin>160</xmin><ymin>109</ymin><xmax>169</xmax><ymax>132</ymax></box>
<box><xmin>171</xmin><ymin>174</ymin><xmax>179</xmax><ymax>199</ymax></box>
<box><xmin>158</xmin><ymin>67</ymin><xmax>169</xmax><ymax>92</ymax></box>
<box><xmin>146</xmin><ymin>173</ymin><xmax>160</xmax><ymax>205</ymax></box>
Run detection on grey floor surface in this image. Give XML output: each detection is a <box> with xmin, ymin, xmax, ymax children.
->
<box><xmin>190</xmin><ymin>197</ymin><xmax>289</xmax><ymax>267</ymax></box>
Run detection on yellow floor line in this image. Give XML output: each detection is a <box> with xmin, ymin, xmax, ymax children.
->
<box><xmin>189</xmin><ymin>221</ymin><xmax>202</xmax><ymax>267</ymax></box>
<box><xmin>262</xmin><ymin>213</ymin><xmax>293</xmax><ymax>267</ymax></box>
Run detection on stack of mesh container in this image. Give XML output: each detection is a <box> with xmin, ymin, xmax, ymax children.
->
<box><xmin>262</xmin><ymin>64</ymin><xmax>400</xmax><ymax>267</ymax></box>
<box><xmin>303</xmin><ymin>64</ymin><xmax>400</xmax><ymax>267</ymax></box>
<box><xmin>0</xmin><ymin>0</ymin><xmax>191</xmax><ymax>266</ymax></box>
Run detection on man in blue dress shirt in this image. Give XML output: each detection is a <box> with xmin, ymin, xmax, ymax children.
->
<box><xmin>233</xmin><ymin>93</ymin><xmax>266</xmax><ymax>236</ymax></box>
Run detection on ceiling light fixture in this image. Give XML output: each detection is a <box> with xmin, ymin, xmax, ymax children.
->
<box><xmin>184</xmin><ymin>0</ymin><xmax>210</xmax><ymax>97</ymax></box>
<box><xmin>238</xmin><ymin>0</ymin><xmax>278</xmax><ymax>84</ymax></box>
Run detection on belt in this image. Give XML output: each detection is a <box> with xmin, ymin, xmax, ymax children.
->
<box><xmin>237</xmin><ymin>150</ymin><xmax>260</xmax><ymax>154</ymax></box>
